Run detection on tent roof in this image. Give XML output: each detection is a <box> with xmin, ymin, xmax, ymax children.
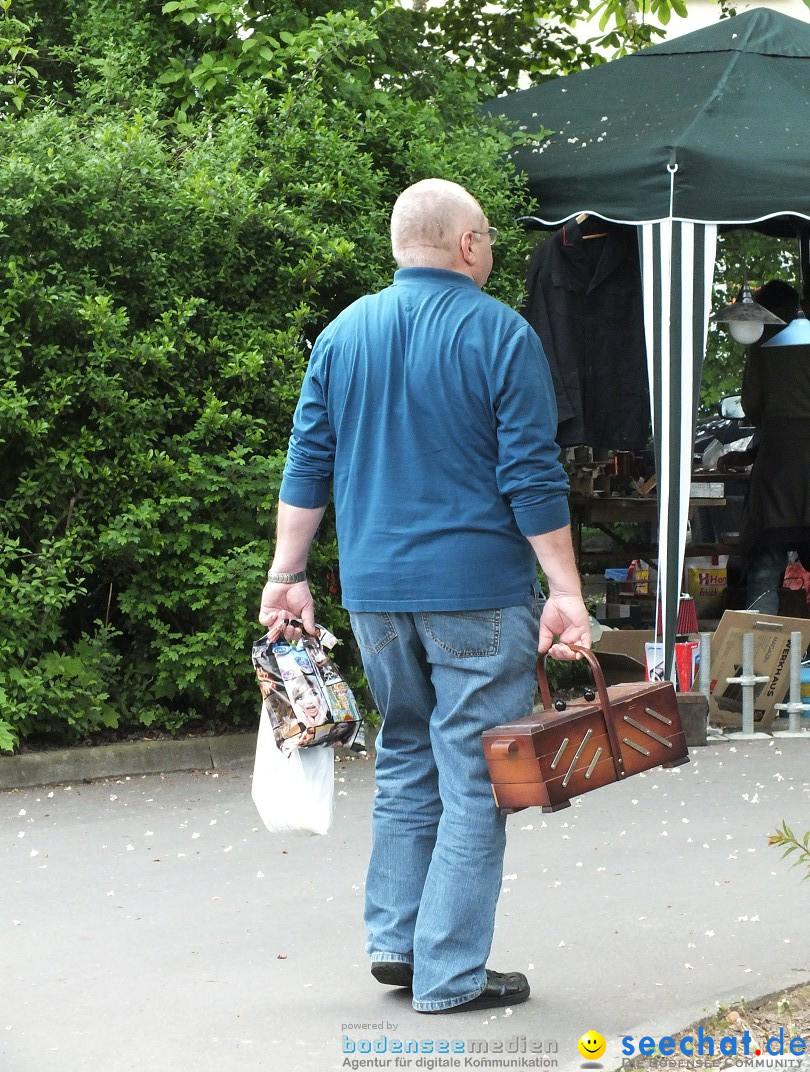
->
<box><xmin>487</xmin><ymin>7</ymin><xmax>810</xmax><ymax>226</ymax></box>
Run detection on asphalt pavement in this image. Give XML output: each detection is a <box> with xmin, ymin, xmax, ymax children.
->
<box><xmin>1</xmin><ymin>738</ymin><xmax>809</xmax><ymax>1072</ymax></box>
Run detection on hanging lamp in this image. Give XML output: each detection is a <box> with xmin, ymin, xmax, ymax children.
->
<box><xmin>762</xmin><ymin>309</ymin><xmax>810</xmax><ymax>347</ymax></box>
<box><xmin>711</xmin><ymin>282</ymin><xmax>785</xmax><ymax>345</ymax></box>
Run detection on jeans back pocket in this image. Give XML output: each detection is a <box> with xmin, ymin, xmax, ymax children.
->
<box><xmin>420</xmin><ymin>609</ymin><xmax>501</xmax><ymax>658</ymax></box>
<box><xmin>349</xmin><ymin>612</ymin><xmax>398</xmax><ymax>654</ymax></box>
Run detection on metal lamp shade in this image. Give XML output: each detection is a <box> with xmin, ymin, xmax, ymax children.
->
<box><xmin>711</xmin><ymin>284</ymin><xmax>785</xmax><ymax>345</ymax></box>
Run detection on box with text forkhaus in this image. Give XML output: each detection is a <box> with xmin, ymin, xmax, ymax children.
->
<box><xmin>708</xmin><ymin>610</ymin><xmax>810</xmax><ymax>729</ymax></box>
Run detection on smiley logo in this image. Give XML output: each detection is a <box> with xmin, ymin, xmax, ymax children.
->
<box><xmin>577</xmin><ymin>1031</ymin><xmax>606</xmax><ymax>1061</ymax></box>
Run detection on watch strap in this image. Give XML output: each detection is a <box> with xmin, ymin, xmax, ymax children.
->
<box><xmin>266</xmin><ymin>569</ymin><xmax>307</xmax><ymax>584</ymax></box>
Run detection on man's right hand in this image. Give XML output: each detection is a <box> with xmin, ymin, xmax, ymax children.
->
<box><xmin>259</xmin><ymin>579</ymin><xmax>316</xmax><ymax>640</ymax></box>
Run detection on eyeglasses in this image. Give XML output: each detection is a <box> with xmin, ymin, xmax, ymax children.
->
<box><xmin>470</xmin><ymin>226</ymin><xmax>498</xmax><ymax>246</ymax></box>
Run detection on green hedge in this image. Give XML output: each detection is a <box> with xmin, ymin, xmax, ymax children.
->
<box><xmin>0</xmin><ymin>58</ymin><xmax>535</xmax><ymax>751</ymax></box>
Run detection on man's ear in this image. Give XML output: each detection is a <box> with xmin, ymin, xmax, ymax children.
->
<box><xmin>460</xmin><ymin>230</ymin><xmax>476</xmax><ymax>265</ymax></box>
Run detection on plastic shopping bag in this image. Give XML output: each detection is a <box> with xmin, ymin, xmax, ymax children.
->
<box><xmin>252</xmin><ymin>625</ymin><xmax>363</xmax><ymax>752</ymax></box>
<box><xmin>251</xmin><ymin>707</ymin><xmax>334</xmax><ymax>836</ymax></box>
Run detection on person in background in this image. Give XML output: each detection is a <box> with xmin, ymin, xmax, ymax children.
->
<box><xmin>258</xmin><ymin>178</ymin><xmax>590</xmax><ymax>1014</ymax></box>
<box><xmin>739</xmin><ymin>280</ymin><xmax>810</xmax><ymax>612</ymax></box>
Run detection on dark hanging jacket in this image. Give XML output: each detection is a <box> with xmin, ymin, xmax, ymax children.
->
<box><xmin>522</xmin><ymin>218</ymin><xmax>650</xmax><ymax>449</ymax></box>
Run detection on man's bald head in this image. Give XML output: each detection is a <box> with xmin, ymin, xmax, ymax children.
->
<box><xmin>390</xmin><ymin>179</ymin><xmax>488</xmax><ymax>273</ymax></box>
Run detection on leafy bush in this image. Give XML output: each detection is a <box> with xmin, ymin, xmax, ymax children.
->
<box><xmin>0</xmin><ymin>2</ymin><xmax>535</xmax><ymax>751</ymax></box>
<box><xmin>6</xmin><ymin>0</ymin><xmax>701</xmax><ymax>752</ymax></box>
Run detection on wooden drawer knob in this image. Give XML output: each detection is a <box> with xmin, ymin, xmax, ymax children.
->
<box><xmin>490</xmin><ymin>738</ymin><xmax>519</xmax><ymax>756</ymax></box>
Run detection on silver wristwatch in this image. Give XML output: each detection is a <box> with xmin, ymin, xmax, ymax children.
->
<box><xmin>266</xmin><ymin>569</ymin><xmax>307</xmax><ymax>584</ymax></box>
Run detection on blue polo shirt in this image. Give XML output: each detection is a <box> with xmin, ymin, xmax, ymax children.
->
<box><xmin>280</xmin><ymin>267</ymin><xmax>570</xmax><ymax>611</ymax></box>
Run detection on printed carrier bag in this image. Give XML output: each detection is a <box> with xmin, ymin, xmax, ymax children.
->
<box><xmin>251</xmin><ymin>625</ymin><xmax>363</xmax><ymax>752</ymax></box>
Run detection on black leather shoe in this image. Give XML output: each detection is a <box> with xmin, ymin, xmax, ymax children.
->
<box><xmin>371</xmin><ymin>961</ymin><xmax>414</xmax><ymax>988</ymax></box>
<box><xmin>421</xmin><ymin>970</ymin><xmax>530</xmax><ymax>1013</ymax></box>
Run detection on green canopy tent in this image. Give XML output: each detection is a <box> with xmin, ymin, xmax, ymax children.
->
<box><xmin>487</xmin><ymin>7</ymin><xmax>810</xmax><ymax>679</ymax></box>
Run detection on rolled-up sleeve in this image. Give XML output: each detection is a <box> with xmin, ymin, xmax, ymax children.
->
<box><xmin>493</xmin><ymin>325</ymin><xmax>570</xmax><ymax>536</ymax></box>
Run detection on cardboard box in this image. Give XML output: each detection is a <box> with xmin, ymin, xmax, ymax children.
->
<box><xmin>594</xmin><ymin>651</ymin><xmax>646</xmax><ymax>685</ymax></box>
<box><xmin>594</xmin><ymin>629</ymin><xmax>652</xmax><ymax>684</ymax></box>
<box><xmin>708</xmin><ymin>610</ymin><xmax>810</xmax><ymax>729</ymax></box>
<box><xmin>596</xmin><ymin>628</ymin><xmax>653</xmax><ymax>667</ymax></box>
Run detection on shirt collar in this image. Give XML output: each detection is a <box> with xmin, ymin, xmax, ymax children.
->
<box><xmin>393</xmin><ymin>267</ymin><xmax>479</xmax><ymax>290</ymax></box>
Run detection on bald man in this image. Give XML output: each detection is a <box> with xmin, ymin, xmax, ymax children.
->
<box><xmin>259</xmin><ymin>179</ymin><xmax>590</xmax><ymax>1013</ymax></box>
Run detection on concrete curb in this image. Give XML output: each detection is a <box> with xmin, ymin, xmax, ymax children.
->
<box><xmin>0</xmin><ymin>732</ymin><xmax>259</xmax><ymax>791</ymax></box>
<box><xmin>0</xmin><ymin>732</ymin><xmax>373</xmax><ymax>791</ymax></box>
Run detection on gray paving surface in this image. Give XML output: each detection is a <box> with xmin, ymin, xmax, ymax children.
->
<box><xmin>2</xmin><ymin>739</ymin><xmax>809</xmax><ymax>1072</ymax></box>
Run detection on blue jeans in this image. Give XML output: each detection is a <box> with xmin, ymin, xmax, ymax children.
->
<box><xmin>350</xmin><ymin>595</ymin><xmax>542</xmax><ymax>1012</ymax></box>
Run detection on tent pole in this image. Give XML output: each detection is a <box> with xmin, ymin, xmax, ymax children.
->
<box><xmin>799</xmin><ymin>227</ymin><xmax>810</xmax><ymax>309</ymax></box>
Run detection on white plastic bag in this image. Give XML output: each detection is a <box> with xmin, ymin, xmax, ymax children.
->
<box><xmin>251</xmin><ymin>708</ymin><xmax>334</xmax><ymax>835</ymax></box>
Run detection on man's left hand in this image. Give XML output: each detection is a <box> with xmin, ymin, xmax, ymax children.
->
<box><xmin>537</xmin><ymin>594</ymin><xmax>591</xmax><ymax>660</ymax></box>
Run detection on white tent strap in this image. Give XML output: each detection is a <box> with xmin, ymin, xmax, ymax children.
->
<box><xmin>520</xmin><ymin>210</ymin><xmax>810</xmax><ymax>229</ymax></box>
